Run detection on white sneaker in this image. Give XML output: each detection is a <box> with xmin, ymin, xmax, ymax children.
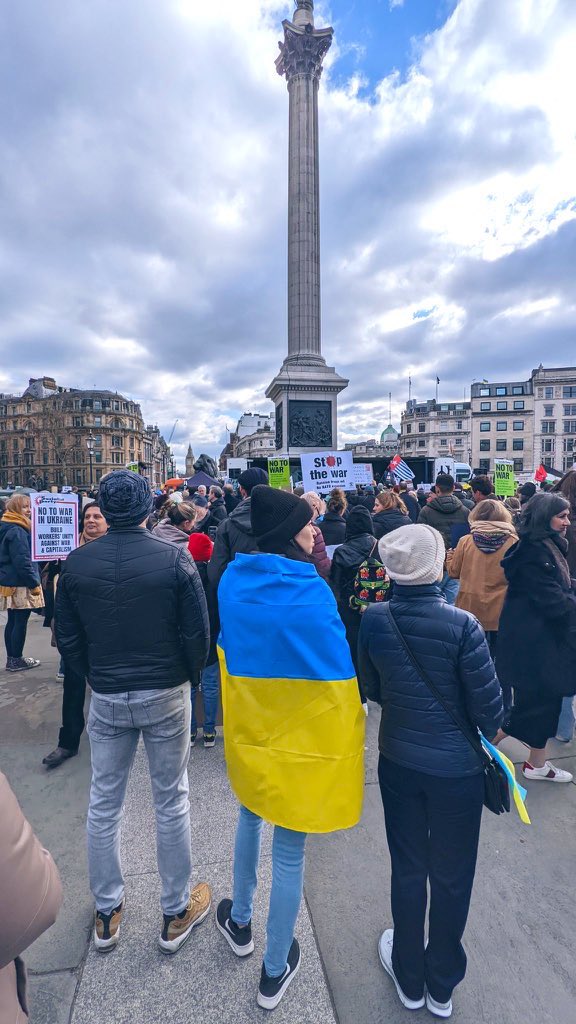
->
<box><xmin>426</xmin><ymin>992</ymin><xmax>453</xmax><ymax>1018</ymax></box>
<box><xmin>378</xmin><ymin>930</ymin><xmax>425</xmax><ymax>1010</ymax></box>
<box><xmin>362</xmin><ymin>702</ymin><xmax>369</xmax><ymax>717</ymax></box>
<box><xmin>522</xmin><ymin>761</ymin><xmax>573</xmax><ymax>782</ymax></box>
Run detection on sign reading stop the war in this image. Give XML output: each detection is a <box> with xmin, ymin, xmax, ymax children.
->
<box><xmin>31</xmin><ymin>492</ymin><xmax>79</xmax><ymax>561</ymax></box>
<box><xmin>300</xmin><ymin>451</ymin><xmax>354</xmax><ymax>494</ymax></box>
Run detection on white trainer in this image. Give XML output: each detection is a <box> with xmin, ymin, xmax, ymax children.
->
<box><xmin>426</xmin><ymin>992</ymin><xmax>453</xmax><ymax>1018</ymax></box>
<box><xmin>377</xmin><ymin>930</ymin><xmax>425</xmax><ymax>1010</ymax></box>
<box><xmin>522</xmin><ymin>761</ymin><xmax>573</xmax><ymax>782</ymax></box>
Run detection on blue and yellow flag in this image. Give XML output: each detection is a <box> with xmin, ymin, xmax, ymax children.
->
<box><xmin>217</xmin><ymin>553</ymin><xmax>365</xmax><ymax>833</ymax></box>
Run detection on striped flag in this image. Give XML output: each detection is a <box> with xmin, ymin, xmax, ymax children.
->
<box><xmin>389</xmin><ymin>455</ymin><xmax>415</xmax><ymax>481</ymax></box>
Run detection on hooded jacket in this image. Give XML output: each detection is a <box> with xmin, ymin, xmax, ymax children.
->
<box><xmin>0</xmin><ymin>521</ymin><xmax>40</xmax><ymax>589</ymax></box>
<box><xmin>417</xmin><ymin>493</ymin><xmax>469</xmax><ymax>549</ymax></box>
<box><xmin>207</xmin><ymin>497</ymin><xmax>259</xmax><ymax>589</ymax></box>
<box><xmin>372</xmin><ymin>507</ymin><xmax>413</xmax><ymax>540</ymax></box>
<box><xmin>359</xmin><ymin>584</ymin><xmax>503</xmax><ymax>776</ymax></box>
<box><xmin>446</xmin><ymin>523</ymin><xmax>517</xmax><ymax>631</ymax></box>
<box><xmin>0</xmin><ymin>773</ymin><xmax>62</xmax><ymax>1024</ymax></box>
<box><xmin>318</xmin><ymin>511</ymin><xmax>347</xmax><ymax>547</ymax></box>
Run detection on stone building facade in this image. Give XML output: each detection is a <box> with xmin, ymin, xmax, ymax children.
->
<box><xmin>531</xmin><ymin>365</ymin><xmax>576</xmax><ymax>473</ymax></box>
<box><xmin>399</xmin><ymin>400</ymin><xmax>471</xmax><ymax>462</ymax></box>
<box><xmin>0</xmin><ymin>377</ymin><xmax>170</xmax><ymax>489</ymax></box>
<box><xmin>470</xmin><ymin>379</ymin><xmax>534</xmax><ymax>475</ymax></box>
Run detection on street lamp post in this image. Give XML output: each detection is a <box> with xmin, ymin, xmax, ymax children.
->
<box><xmin>86</xmin><ymin>431</ymin><xmax>95</xmax><ymax>488</ymax></box>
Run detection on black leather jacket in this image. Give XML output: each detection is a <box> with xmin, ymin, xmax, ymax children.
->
<box><xmin>55</xmin><ymin>527</ymin><xmax>209</xmax><ymax>694</ymax></box>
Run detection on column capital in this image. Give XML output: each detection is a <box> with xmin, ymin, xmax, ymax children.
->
<box><xmin>275</xmin><ymin>19</ymin><xmax>333</xmax><ymax>83</ymax></box>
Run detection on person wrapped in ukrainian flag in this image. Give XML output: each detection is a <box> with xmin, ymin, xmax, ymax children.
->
<box><xmin>216</xmin><ymin>484</ymin><xmax>365</xmax><ymax>1011</ymax></box>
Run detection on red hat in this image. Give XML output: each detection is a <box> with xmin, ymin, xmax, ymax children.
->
<box><xmin>187</xmin><ymin>532</ymin><xmax>214</xmax><ymax>562</ymax></box>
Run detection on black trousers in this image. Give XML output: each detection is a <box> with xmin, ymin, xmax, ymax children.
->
<box><xmin>378</xmin><ymin>755</ymin><xmax>484</xmax><ymax>1004</ymax></box>
<box><xmin>4</xmin><ymin>609</ymin><xmax>32</xmax><ymax>658</ymax></box>
<box><xmin>58</xmin><ymin>664</ymin><xmax>87</xmax><ymax>751</ymax></box>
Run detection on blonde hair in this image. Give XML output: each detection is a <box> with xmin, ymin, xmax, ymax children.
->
<box><xmin>6</xmin><ymin>493</ymin><xmax>31</xmax><ymax>514</ymax></box>
<box><xmin>166</xmin><ymin>501</ymin><xmax>198</xmax><ymax>526</ymax></box>
<box><xmin>374</xmin><ymin>490</ymin><xmax>408</xmax><ymax>516</ymax></box>
<box><xmin>469</xmin><ymin>499</ymin><xmax>513</xmax><ymax>525</ymax></box>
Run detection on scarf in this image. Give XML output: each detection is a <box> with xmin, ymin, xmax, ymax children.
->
<box><xmin>1</xmin><ymin>509</ymin><xmax>31</xmax><ymax>531</ymax></box>
<box><xmin>470</xmin><ymin>520</ymin><xmax>517</xmax><ymax>554</ymax></box>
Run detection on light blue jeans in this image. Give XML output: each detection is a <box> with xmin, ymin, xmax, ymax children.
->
<box><xmin>439</xmin><ymin>571</ymin><xmax>460</xmax><ymax>605</ymax></box>
<box><xmin>232</xmin><ymin>805</ymin><xmax>307</xmax><ymax>977</ymax></box>
<box><xmin>556</xmin><ymin>696</ymin><xmax>575</xmax><ymax>741</ymax></box>
<box><xmin>191</xmin><ymin>661</ymin><xmax>219</xmax><ymax>734</ymax></box>
<box><xmin>87</xmin><ymin>684</ymin><xmax>191</xmax><ymax>916</ymax></box>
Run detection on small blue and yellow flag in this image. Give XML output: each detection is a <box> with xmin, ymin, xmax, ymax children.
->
<box><xmin>217</xmin><ymin>553</ymin><xmax>365</xmax><ymax>833</ymax></box>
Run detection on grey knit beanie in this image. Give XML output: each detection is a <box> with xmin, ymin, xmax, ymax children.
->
<box><xmin>99</xmin><ymin>470</ymin><xmax>153</xmax><ymax>529</ymax></box>
<box><xmin>378</xmin><ymin>524</ymin><xmax>445</xmax><ymax>586</ymax></box>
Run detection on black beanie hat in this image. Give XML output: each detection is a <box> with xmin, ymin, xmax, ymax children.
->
<box><xmin>519</xmin><ymin>482</ymin><xmax>536</xmax><ymax>504</ymax></box>
<box><xmin>238</xmin><ymin>467</ymin><xmax>269</xmax><ymax>494</ymax></box>
<box><xmin>346</xmin><ymin>505</ymin><xmax>374</xmax><ymax>539</ymax></box>
<box><xmin>250</xmin><ymin>485</ymin><xmax>312</xmax><ymax>549</ymax></box>
<box><xmin>99</xmin><ymin>470</ymin><xmax>153</xmax><ymax>528</ymax></box>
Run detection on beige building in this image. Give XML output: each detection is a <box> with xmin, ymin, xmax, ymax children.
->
<box><xmin>0</xmin><ymin>377</ymin><xmax>171</xmax><ymax>489</ymax></box>
<box><xmin>470</xmin><ymin>379</ymin><xmax>534</xmax><ymax>475</ymax></box>
<box><xmin>400</xmin><ymin>400</ymin><xmax>471</xmax><ymax>461</ymax></box>
<box><xmin>531</xmin><ymin>365</ymin><xmax>576</xmax><ymax>473</ymax></box>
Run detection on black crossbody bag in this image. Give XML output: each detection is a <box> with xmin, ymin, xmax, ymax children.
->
<box><xmin>385</xmin><ymin>605</ymin><xmax>510</xmax><ymax>815</ymax></box>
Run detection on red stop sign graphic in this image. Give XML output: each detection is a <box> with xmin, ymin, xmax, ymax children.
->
<box><xmin>327</xmin><ymin>455</ymin><xmax>336</xmax><ymax>467</ymax></box>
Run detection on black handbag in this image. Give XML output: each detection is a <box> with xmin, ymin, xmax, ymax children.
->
<box><xmin>385</xmin><ymin>605</ymin><xmax>510</xmax><ymax>815</ymax></box>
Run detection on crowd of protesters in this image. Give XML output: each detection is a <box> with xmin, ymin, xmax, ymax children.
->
<box><xmin>1</xmin><ymin>464</ymin><xmax>575</xmax><ymax>1021</ymax></box>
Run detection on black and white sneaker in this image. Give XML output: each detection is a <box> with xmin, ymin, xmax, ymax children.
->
<box><xmin>257</xmin><ymin>937</ymin><xmax>301</xmax><ymax>1010</ymax></box>
<box><xmin>215</xmin><ymin>898</ymin><xmax>254</xmax><ymax>956</ymax></box>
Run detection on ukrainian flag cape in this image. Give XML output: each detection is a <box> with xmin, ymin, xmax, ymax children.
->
<box><xmin>217</xmin><ymin>553</ymin><xmax>365</xmax><ymax>833</ymax></box>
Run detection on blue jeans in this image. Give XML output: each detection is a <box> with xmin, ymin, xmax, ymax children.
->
<box><xmin>231</xmin><ymin>805</ymin><xmax>307</xmax><ymax>977</ymax></box>
<box><xmin>439</xmin><ymin>571</ymin><xmax>459</xmax><ymax>605</ymax></box>
<box><xmin>191</xmin><ymin>661</ymin><xmax>219</xmax><ymax>734</ymax></box>
<box><xmin>556</xmin><ymin>696</ymin><xmax>575</xmax><ymax>741</ymax></box>
<box><xmin>87</xmin><ymin>684</ymin><xmax>191</xmax><ymax>916</ymax></box>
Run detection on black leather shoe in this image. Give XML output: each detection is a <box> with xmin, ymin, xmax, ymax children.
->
<box><xmin>42</xmin><ymin>747</ymin><xmax>78</xmax><ymax>769</ymax></box>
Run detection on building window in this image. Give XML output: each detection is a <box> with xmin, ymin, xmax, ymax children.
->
<box><xmin>564</xmin><ymin>420</ymin><xmax>576</xmax><ymax>434</ymax></box>
<box><xmin>94</xmin><ymin>452</ymin><xmax>102</xmax><ymax>463</ymax></box>
<box><xmin>495</xmin><ymin>387</ymin><xmax>507</xmax><ymax>396</ymax></box>
<box><xmin>406</xmin><ymin>423</ymin><xmax>412</xmax><ymax>433</ymax></box>
<box><xmin>43</xmin><ymin>453</ymin><xmax>49</xmax><ymax>465</ymax></box>
<box><xmin>114</xmin><ymin>401</ymin><xmax>120</xmax><ymax>411</ymax></box>
<box><xmin>513</xmin><ymin>400</ymin><xmax>524</xmax><ymax>410</ymax></box>
<box><xmin>513</xmin><ymin>439</ymin><xmax>524</xmax><ymax>451</ymax></box>
<box><xmin>479</xmin><ymin>388</ymin><xmax>490</xmax><ymax>397</ymax></box>
<box><xmin>93</xmin><ymin>400</ymin><xmax>102</xmax><ymax>411</ymax></box>
<box><xmin>541</xmin><ymin>421</ymin><xmax>556</xmax><ymax>433</ymax></box>
<box><xmin>546</xmin><ymin>387</ymin><xmax>556</xmax><ymax>399</ymax></box>
<box><xmin>543</xmin><ymin>405</ymin><xmax>554</xmax><ymax>417</ymax></box>
<box><xmin>563</xmin><ymin>387</ymin><xmax>576</xmax><ymax>399</ymax></box>
<box><xmin>94</xmin><ymin>416</ymin><xmax>101</xmax><ymax>426</ymax></box>
<box><xmin>111</xmin><ymin>435</ymin><xmax>123</xmax><ymax>447</ymax></box>
<box><xmin>564</xmin><ymin>405</ymin><xmax>576</xmax><ymax>417</ymax></box>
<box><xmin>496</xmin><ymin>401</ymin><xmax>508</xmax><ymax>411</ymax></box>
<box><xmin>513</xmin><ymin>459</ymin><xmax>524</xmax><ymax>472</ymax></box>
<box><xmin>440</xmin><ymin>439</ymin><xmax>447</xmax><ymax>446</ymax></box>
<box><xmin>418</xmin><ymin>439</ymin><xmax>426</xmax><ymax>447</ymax></box>
<box><xmin>440</xmin><ymin>420</ymin><xmax>448</xmax><ymax>430</ymax></box>
<box><xmin>405</xmin><ymin>440</ymin><xmax>412</xmax><ymax>449</ymax></box>
<box><xmin>456</xmin><ymin>420</ymin><xmax>463</xmax><ymax>430</ymax></box>
<box><xmin>73</xmin><ymin>417</ymin><xmax>83</xmax><ymax>427</ymax></box>
<box><xmin>480</xmin><ymin>440</ymin><xmax>490</xmax><ymax>451</ymax></box>
<box><xmin>496</xmin><ymin>421</ymin><xmax>507</xmax><ymax>431</ymax></box>
<box><xmin>511</xmin><ymin>386</ymin><xmax>523</xmax><ymax>396</ymax></box>
<box><xmin>496</xmin><ymin>440</ymin><xmax>507</xmax><ymax>451</ymax></box>
<box><xmin>480</xmin><ymin>422</ymin><xmax>490</xmax><ymax>432</ymax></box>
<box><xmin>513</xmin><ymin>421</ymin><xmax>524</xmax><ymax>431</ymax></box>
<box><xmin>93</xmin><ymin>434</ymin><xmax>102</xmax><ymax>446</ymax></box>
<box><xmin>480</xmin><ymin>402</ymin><xmax>491</xmax><ymax>411</ymax></box>
<box><xmin>418</xmin><ymin>422</ymin><xmax>426</xmax><ymax>432</ymax></box>
<box><xmin>564</xmin><ymin>438</ymin><xmax>575</xmax><ymax>453</ymax></box>
<box><xmin>542</xmin><ymin>439</ymin><xmax>554</xmax><ymax>453</ymax></box>
<box><xmin>479</xmin><ymin>458</ymin><xmax>490</xmax><ymax>472</ymax></box>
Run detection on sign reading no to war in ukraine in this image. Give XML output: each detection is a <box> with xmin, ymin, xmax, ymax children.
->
<box><xmin>300</xmin><ymin>451</ymin><xmax>355</xmax><ymax>494</ymax></box>
<box><xmin>267</xmin><ymin>457</ymin><xmax>291</xmax><ymax>490</ymax></box>
<box><xmin>31</xmin><ymin>493</ymin><xmax>79</xmax><ymax>561</ymax></box>
<box><xmin>494</xmin><ymin>460</ymin><xmax>515</xmax><ymax>498</ymax></box>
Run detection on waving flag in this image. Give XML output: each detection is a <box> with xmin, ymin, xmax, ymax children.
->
<box><xmin>389</xmin><ymin>455</ymin><xmax>415</xmax><ymax>482</ymax></box>
<box><xmin>217</xmin><ymin>553</ymin><xmax>365</xmax><ymax>833</ymax></box>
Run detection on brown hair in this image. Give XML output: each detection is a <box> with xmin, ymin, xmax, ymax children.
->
<box><xmin>166</xmin><ymin>501</ymin><xmax>198</xmax><ymax>526</ymax></box>
<box><xmin>469</xmin><ymin>499</ymin><xmax>513</xmax><ymax>525</ymax></box>
<box><xmin>6</xmin><ymin>493</ymin><xmax>31</xmax><ymax>515</ymax></box>
<box><xmin>553</xmin><ymin>471</ymin><xmax>576</xmax><ymax>511</ymax></box>
<box><xmin>374</xmin><ymin>490</ymin><xmax>408</xmax><ymax>516</ymax></box>
<box><xmin>327</xmin><ymin>488</ymin><xmax>347</xmax><ymax>515</ymax></box>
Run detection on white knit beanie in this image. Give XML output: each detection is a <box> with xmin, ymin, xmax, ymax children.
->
<box><xmin>378</xmin><ymin>525</ymin><xmax>444</xmax><ymax>586</ymax></box>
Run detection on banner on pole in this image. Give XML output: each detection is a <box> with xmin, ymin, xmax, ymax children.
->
<box><xmin>494</xmin><ymin>460</ymin><xmax>515</xmax><ymax>497</ymax></box>
<box><xmin>31</xmin><ymin>492</ymin><xmax>79</xmax><ymax>561</ymax></box>
<box><xmin>267</xmin><ymin>457</ymin><xmax>291</xmax><ymax>490</ymax></box>
<box><xmin>300</xmin><ymin>451</ymin><xmax>354</xmax><ymax>494</ymax></box>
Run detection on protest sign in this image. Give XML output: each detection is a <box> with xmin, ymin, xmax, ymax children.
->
<box><xmin>300</xmin><ymin>451</ymin><xmax>354</xmax><ymax>493</ymax></box>
<box><xmin>352</xmin><ymin>463</ymin><xmax>373</xmax><ymax>487</ymax></box>
<box><xmin>267</xmin><ymin>457</ymin><xmax>291</xmax><ymax>490</ymax></box>
<box><xmin>494</xmin><ymin>460</ymin><xmax>515</xmax><ymax>498</ymax></box>
<box><xmin>31</xmin><ymin>493</ymin><xmax>79</xmax><ymax>561</ymax></box>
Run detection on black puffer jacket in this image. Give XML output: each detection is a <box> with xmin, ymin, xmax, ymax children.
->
<box><xmin>318</xmin><ymin>512</ymin><xmax>347</xmax><ymax>546</ymax></box>
<box><xmin>497</xmin><ymin>538</ymin><xmax>576</xmax><ymax>694</ymax></box>
<box><xmin>207</xmin><ymin>498</ymin><xmax>227</xmax><ymax>526</ymax></box>
<box><xmin>0</xmin><ymin>521</ymin><xmax>40</xmax><ymax>589</ymax></box>
<box><xmin>359</xmin><ymin>584</ymin><xmax>503</xmax><ymax>777</ymax></box>
<box><xmin>372</xmin><ymin>508</ymin><xmax>412</xmax><ymax>539</ymax></box>
<box><xmin>207</xmin><ymin>497</ymin><xmax>258</xmax><ymax>589</ymax></box>
<box><xmin>55</xmin><ymin>527</ymin><xmax>209</xmax><ymax>694</ymax></box>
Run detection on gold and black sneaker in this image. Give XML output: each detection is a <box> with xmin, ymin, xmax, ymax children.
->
<box><xmin>94</xmin><ymin>900</ymin><xmax>125</xmax><ymax>952</ymax></box>
<box><xmin>158</xmin><ymin>882</ymin><xmax>211</xmax><ymax>953</ymax></box>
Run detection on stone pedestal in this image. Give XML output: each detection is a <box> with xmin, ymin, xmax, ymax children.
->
<box><xmin>266</xmin><ymin>359</ymin><xmax>348</xmax><ymax>457</ymax></box>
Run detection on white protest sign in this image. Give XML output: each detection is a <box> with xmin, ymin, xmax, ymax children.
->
<box><xmin>300</xmin><ymin>451</ymin><xmax>354</xmax><ymax>493</ymax></box>
<box><xmin>352</xmin><ymin>463</ymin><xmax>373</xmax><ymax>487</ymax></box>
<box><xmin>31</xmin><ymin>492</ymin><xmax>79</xmax><ymax>561</ymax></box>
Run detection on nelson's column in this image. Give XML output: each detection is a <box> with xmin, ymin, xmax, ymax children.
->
<box><xmin>266</xmin><ymin>0</ymin><xmax>348</xmax><ymax>456</ymax></box>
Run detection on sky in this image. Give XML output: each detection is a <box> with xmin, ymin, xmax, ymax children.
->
<box><xmin>0</xmin><ymin>0</ymin><xmax>575</xmax><ymax>468</ymax></box>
